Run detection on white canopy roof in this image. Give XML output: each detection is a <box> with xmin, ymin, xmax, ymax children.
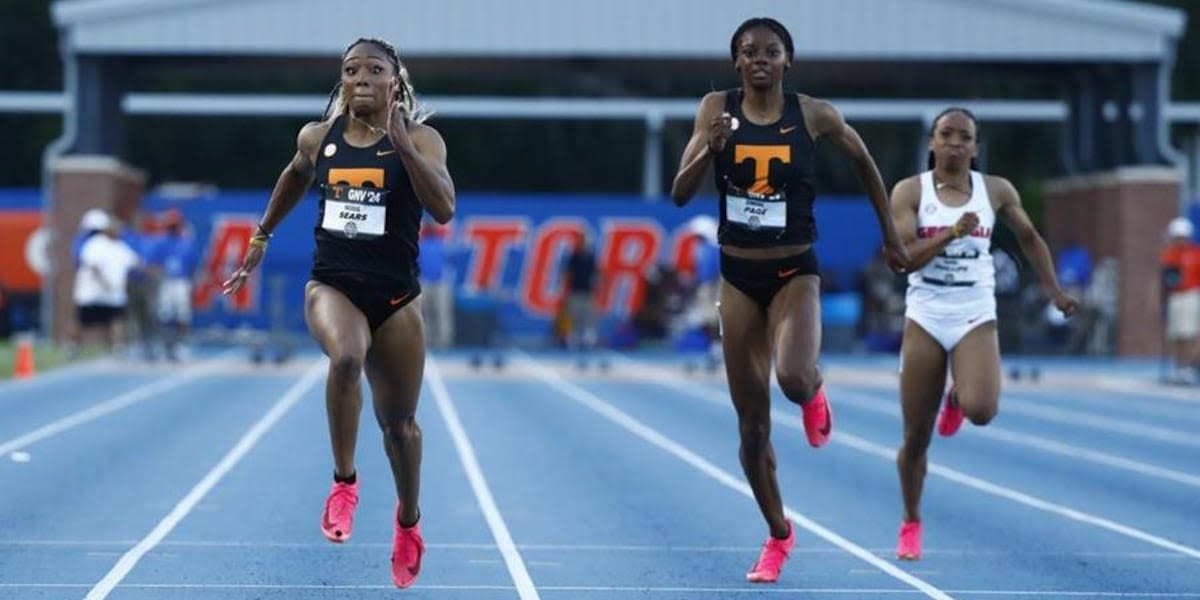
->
<box><xmin>53</xmin><ymin>0</ymin><xmax>1186</xmax><ymax>62</ymax></box>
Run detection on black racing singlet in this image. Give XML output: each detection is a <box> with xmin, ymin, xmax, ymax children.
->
<box><xmin>311</xmin><ymin>115</ymin><xmax>422</xmax><ymax>280</ymax></box>
<box><xmin>712</xmin><ymin>89</ymin><xmax>817</xmax><ymax>247</ymax></box>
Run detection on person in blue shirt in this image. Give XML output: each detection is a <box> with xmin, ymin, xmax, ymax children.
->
<box><xmin>1048</xmin><ymin>237</ymin><xmax>1093</xmax><ymax>352</ymax></box>
<box><xmin>146</xmin><ymin>209</ymin><xmax>198</xmax><ymax>361</ymax></box>
<box><xmin>1055</xmin><ymin>237</ymin><xmax>1092</xmax><ymax>299</ymax></box>
<box><xmin>686</xmin><ymin>215</ymin><xmax>721</xmax><ymax>365</ymax></box>
<box><xmin>418</xmin><ymin>220</ymin><xmax>454</xmax><ymax>349</ymax></box>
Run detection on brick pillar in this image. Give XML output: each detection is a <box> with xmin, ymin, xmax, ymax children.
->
<box><xmin>49</xmin><ymin>156</ymin><xmax>146</xmax><ymax>344</ymax></box>
<box><xmin>1043</xmin><ymin>166</ymin><xmax>1181</xmax><ymax>356</ymax></box>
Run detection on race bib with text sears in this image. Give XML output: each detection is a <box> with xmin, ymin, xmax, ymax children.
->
<box><xmin>320</xmin><ymin>183</ymin><xmax>389</xmax><ymax>239</ymax></box>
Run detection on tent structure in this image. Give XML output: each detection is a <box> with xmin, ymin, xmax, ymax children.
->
<box><xmin>45</xmin><ymin>0</ymin><xmax>1190</xmax><ymax>180</ymax></box>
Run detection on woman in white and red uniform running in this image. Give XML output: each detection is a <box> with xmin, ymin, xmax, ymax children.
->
<box><xmin>889</xmin><ymin>107</ymin><xmax>1078</xmax><ymax>560</ymax></box>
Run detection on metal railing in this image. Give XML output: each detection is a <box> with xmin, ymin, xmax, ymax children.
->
<box><xmin>4</xmin><ymin>91</ymin><xmax>1198</xmax><ymax>199</ymax></box>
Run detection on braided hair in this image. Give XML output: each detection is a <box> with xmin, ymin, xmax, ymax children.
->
<box><xmin>927</xmin><ymin>107</ymin><xmax>979</xmax><ymax>170</ymax></box>
<box><xmin>729</xmin><ymin>17</ymin><xmax>794</xmax><ymax>63</ymax></box>
<box><xmin>322</xmin><ymin>38</ymin><xmax>431</xmax><ymax>124</ymax></box>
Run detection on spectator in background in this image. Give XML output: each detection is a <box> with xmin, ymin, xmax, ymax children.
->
<box><xmin>562</xmin><ymin>233</ymin><xmax>599</xmax><ymax>354</ymax></box>
<box><xmin>72</xmin><ymin>209</ymin><xmax>111</xmax><ymax>265</ymax></box>
<box><xmin>76</xmin><ymin>209</ymin><xmax>161</xmax><ymax>359</ymax></box>
<box><xmin>991</xmin><ymin>247</ymin><xmax>1023</xmax><ymax>353</ymax></box>
<box><xmin>633</xmin><ymin>262</ymin><xmax>689</xmax><ymax>343</ymax></box>
<box><xmin>125</xmin><ymin>213</ymin><xmax>163</xmax><ymax>361</ymax></box>
<box><xmin>1159</xmin><ymin>216</ymin><xmax>1200</xmax><ymax>384</ymax></box>
<box><xmin>1055</xmin><ymin>235</ymin><xmax>1092</xmax><ymax>298</ymax></box>
<box><xmin>72</xmin><ymin>214</ymin><xmax>141</xmax><ymax>353</ymax></box>
<box><xmin>1086</xmin><ymin>256</ymin><xmax>1118</xmax><ymax>356</ymax></box>
<box><xmin>1046</xmin><ymin>235</ymin><xmax>1093</xmax><ymax>353</ymax></box>
<box><xmin>148</xmin><ymin>209</ymin><xmax>198</xmax><ymax>361</ymax></box>
<box><xmin>860</xmin><ymin>251</ymin><xmax>905</xmax><ymax>353</ymax></box>
<box><xmin>685</xmin><ymin>215</ymin><xmax>722</xmax><ymax>364</ymax></box>
<box><xmin>69</xmin><ymin>209</ymin><xmax>115</xmax><ymax>352</ymax></box>
<box><xmin>418</xmin><ymin>220</ymin><xmax>454</xmax><ymax>349</ymax></box>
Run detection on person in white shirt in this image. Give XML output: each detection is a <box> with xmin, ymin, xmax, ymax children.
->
<box><xmin>72</xmin><ymin>214</ymin><xmax>141</xmax><ymax>351</ymax></box>
<box><xmin>888</xmin><ymin>107</ymin><xmax>1078</xmax><ymax>561</ymax></box>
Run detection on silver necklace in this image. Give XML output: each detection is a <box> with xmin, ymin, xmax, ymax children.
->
<box><xmin>935</xmin><ymin>177</ymin><xmax>970</xmax><ymax>194</ymax></box>
<box><xmin>350</xmin><ymin>113</ymin><xmax>386</xmax><ymax>137</ymax></box>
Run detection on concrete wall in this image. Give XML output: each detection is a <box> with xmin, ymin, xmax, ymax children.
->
<box><xmin>1043</xmin><ymin>166</ymin><xmax>1182</xmax><ymax>356</ymax></box>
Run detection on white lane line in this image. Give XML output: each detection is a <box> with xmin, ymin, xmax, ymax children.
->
<box><xmin>834</xmin><ymin>431</ymin><xmax>1200</xmax><ymax>561</ymax></box>
<box><xmin>827</xmin><ymin>375</ymin><xmax>1200</xmax><ymax>448</ymax></box>
<box><xmin>1097</xmin><ymin>376</ymin><xmax>1200</xmax><ymax>404</ymax></box>
<box><xmin>641</xmin><ymin>366</ymin><xmax>1200</xmax><ymax>561</ymax></box>
<box><xmin>827</xmin><ymin>389</ymin><xmax>1200</xmax><ymax>490</ymax></box>
<box><xmin>515</xmin><ymin>351</ymin><xmax>956</xmax><ymax>600</ymax></box>
<box><xmin>1011</xmin><ymin>387</ymin><xmax>1200</xmax><ymax>422</ymax></box>
<box><xmin>968</xmin><ymin>427</ymin><xmax>1200</xmax><ymax>489</ymax></box>
<box><xmin>962</xmin><ymin>399</ymin><xmax>1199</xmax><ymax>448</ymax></box>
<box><xmin>0</xmin><ymin>351</ymin><xmax>237</xmax><ymax>456</ymax></box>
<box><xmin>2</xmin><ymin>539</ymin><xmax>1192</xmax><ymax>559</ymax></box>
<box><xmin>426</xmin><ymin>357</ymin><xmax>540</xmax><ymax>600</ymax></box>
<box><xmin>82</xmin><ymin>358</ymin><xmax>326</xmax><ymax>600</ymax></box>
<box><xmin>7</xmin><ymin>583</ymin><xmax>1200</xmax><ymax>596</ymax></box>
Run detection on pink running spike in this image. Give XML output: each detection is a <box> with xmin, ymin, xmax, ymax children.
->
<box><xmin>320</xmin><ymin>480</ymin><xmax>359</xmax><ymax>543</ymax></box>
<box><xmin>896</xmin><ymin>520</ymin><xmax>923</xmax><ymax>560</ymax></box>
<box><xmin>391</xmin><ymin>505</ymin><xmax>425</xmax><ymax>588</ymax></box>
<box><xmin>746</xmin><ymin>522</ymin><xmax>795</xmax><ymax>583</ymax></box>
<box><xmin>802</xmin><ymin>386</ymin><xmax>833</xmax><ymax>447</ymax></box>
<box><xmin>937</xmin><ymin>387</ymin><xmax>964</xmax><ymax>437</ymax></box>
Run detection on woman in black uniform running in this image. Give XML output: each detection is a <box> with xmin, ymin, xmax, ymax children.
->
<box><xmin>223</xmin><ymin>37</ymin><xmax>454</xmax><ymax>589</ymax></box>
<box><xmin>671</xmin><ymin>17</ymin><xmax>909</xmax><ymax>584</ymax></box>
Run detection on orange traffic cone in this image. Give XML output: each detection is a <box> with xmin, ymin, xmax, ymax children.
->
<box><xmin>13</xmin><ymin>337</ymin><xmax>35</xmax><ymax>380</ymax></box>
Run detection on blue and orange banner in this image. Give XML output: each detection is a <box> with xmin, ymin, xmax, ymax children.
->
<box><xmin>1</xmin><ymin>189</ymin><xmax>897</xmax><ymax>339</ymax></box>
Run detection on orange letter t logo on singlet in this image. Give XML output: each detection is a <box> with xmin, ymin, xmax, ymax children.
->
<box><xmin>734</xmin><ymin>145</ymin><xmax>790</xmax><ymax>194</ymax></box>
<box><xmin>328</xmin><ymin>168</ymin><xmax>385</xmax><ymax>188</ymax></box>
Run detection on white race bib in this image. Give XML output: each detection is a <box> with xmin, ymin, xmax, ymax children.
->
<box><xmin>926</xmin><ymin>244</ymin><xmax>983</xmax><ymax>286</ymax></box>
<box><xmin>321</xmin><ymin>184</ymin><xmax>388</xmax><ymax>239</ymax></box>
<box><xmin>725</xmin><ymin>193</ymin><xmax>786</xmax><ymax>231</ymax></box>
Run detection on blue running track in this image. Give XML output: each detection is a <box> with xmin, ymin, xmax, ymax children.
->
<box><xmin>1</xmin><ymin>349</ymin><xmax>1197</xmax><ymax>599</ymax></box>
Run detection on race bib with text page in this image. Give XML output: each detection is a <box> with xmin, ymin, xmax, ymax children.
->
<box><xmin>725</xmin><ymin>191</ymin><xmax>786</xmax><ymax>231</ymax></box>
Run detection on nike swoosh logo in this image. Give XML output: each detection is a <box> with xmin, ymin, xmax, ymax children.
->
<box><xmin>389</xmin><ymin>292</ymin><xmax>412</xmax><ymax>306</ymax></box>
<box><xmin>376</xmin><ymin>150</ymin><xmax>395</xmax><ymax>156</ymax></box>
<box><xmin>322</xmin><ymin>513</ymin><xmax>344</xmax><ymax>538</ymax></box>
<box><xmin>777</xmin><ymin>267</ymin><xmax>800</xmax><ymax>278</ymax></box>
<box><xmin>779</xmin><ymin>125</ymin><xmax>797</xmax><ymax>135</ymax></box>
